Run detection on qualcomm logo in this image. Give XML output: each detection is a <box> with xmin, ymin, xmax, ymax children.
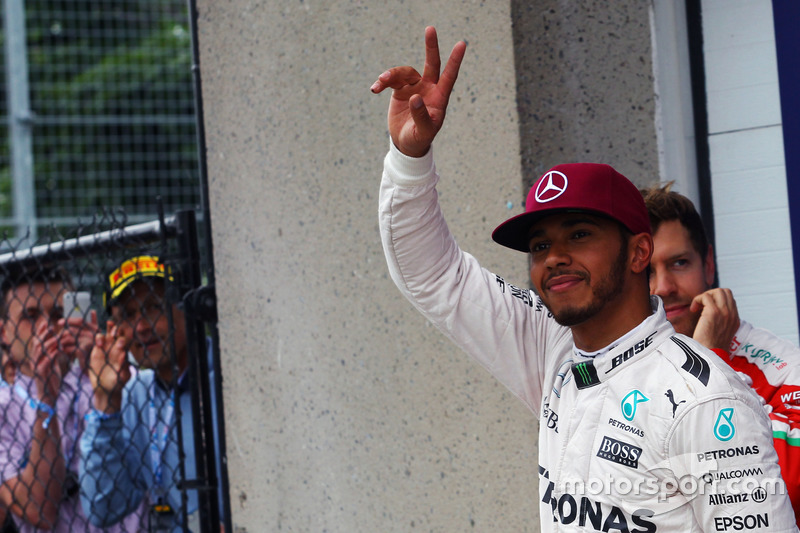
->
<box><xmin>714</xmin><ymin>407</ymin><xmax>735</xmax><ymax>441</ymax></box>
<box><xmin>621</xmin><ymin>390</ymin><xmax>648</xmax><ymax>421</ymax></box>
<box><xmin>534</xmin><ymin>171</ymin><xmax>568</xmax><ymax>203</ymax></box>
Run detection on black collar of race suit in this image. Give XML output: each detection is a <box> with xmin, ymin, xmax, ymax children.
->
<box><xmin>570</xmin><ymin>297</ymin><xmax>674</xmax><ymax>389</ymax></box>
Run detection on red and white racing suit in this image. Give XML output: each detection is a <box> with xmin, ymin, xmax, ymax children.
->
<box><xmin>714</xmin><ymin>321</ymin><xmax>800</xmax><ymax>525</ymax></box>
<box><xmin>378</xmin><ymin>143</ymin><xmax>799</xmax><ymax>532</ymax></box>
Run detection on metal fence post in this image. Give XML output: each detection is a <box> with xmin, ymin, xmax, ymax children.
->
<box><xmin>173</xmin><ymin>209</ymin><xmax>220</xmax><ymax>532</ymax></box>
<box><xmin>3</xmin><ymin>0</ymin><xmax>36</xmax><ymax>242</ymax></box>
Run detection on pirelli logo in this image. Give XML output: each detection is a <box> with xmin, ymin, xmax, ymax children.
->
<box><xmin>572</xmin><ymin>361</ymin><xmax>600</xmax><ymax>389</ymax></box>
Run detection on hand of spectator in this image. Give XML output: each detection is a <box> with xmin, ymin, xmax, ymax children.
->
<box><xmin>88</xmin><ymin>321</ymin><xmax>131</xmax><ymax>414</ymax></box>
<box><xmin>370</xmin><ymin>26</ymin><xmax>467</xmax><ymax>158</ymax></box>
<box><xmin>30</xmin><ymin>319</ymin><xmax>69</xmax><ymax>404</ymax></box>
<box><xmin>690</xmin><ymin>287</ymin><xmax>740</xmax><ymax>352</ymax></box>
<box><xmin>57</xmin><ymin>310</ymin><xmax>98</xmax><ymax>371</ymax></box>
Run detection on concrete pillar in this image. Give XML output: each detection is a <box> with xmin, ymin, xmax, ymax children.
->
<box><xmin>197</xmin><ymin>1</ymin><xmax>657</xmax><ymax>530</ymax></box>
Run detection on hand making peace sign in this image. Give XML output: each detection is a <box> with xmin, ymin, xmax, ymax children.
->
<box><xmin>371</xmin><ymin>26</ymin><xmax>467</xmax><ymax>158</ymax></box>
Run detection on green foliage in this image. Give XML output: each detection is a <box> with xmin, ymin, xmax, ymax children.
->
<box><xmin>1</xmin><ymin>0</ymin><xmax>200</xmax><ymax>237</ymax></box>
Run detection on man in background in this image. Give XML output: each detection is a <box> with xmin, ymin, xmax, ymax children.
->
<box><xmin>644</xmin><ymin>183</ymin><xmax>800</xmax><ymax>524</ymax></box>
<box><xmin>80</xmin><ymin>255</ymin><xmax>221</xmax><ymax>532</ymax></box>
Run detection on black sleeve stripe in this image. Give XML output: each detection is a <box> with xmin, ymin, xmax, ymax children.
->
<box><xmin>671</xmin><ymin>336</ymin><xmax>710</xmax><ymax>386</ymax></box>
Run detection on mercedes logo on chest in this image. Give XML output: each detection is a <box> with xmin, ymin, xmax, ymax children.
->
<box><xmin>535</xmin><ymin>171</ymin><xmax>568</xmax><ymax>203</ymax></box>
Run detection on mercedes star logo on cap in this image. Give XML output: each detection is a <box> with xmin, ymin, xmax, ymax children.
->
<box><xmin>535</xmin><ymin>171</ymin><xmax>568</xmax><ymax>203</ymax></box>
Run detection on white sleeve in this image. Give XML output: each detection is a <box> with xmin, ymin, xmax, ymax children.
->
<box><xmin>668</xmin><ymin>396</ymin><xmax>799</xmax><ymax>532</ymax></box>
<box><xmin>378</xmin><ymin>142</ymin><xmax>567</xmax><ymax>414</ymax></box>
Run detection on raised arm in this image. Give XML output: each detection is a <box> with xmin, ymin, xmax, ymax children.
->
<box><xmin>374</xmin><ymin>27</ymin><xmax>554</xmax><ymax>414</ymax></box>
<box><xmin>370</xmin><ymin>26</ymin><xmax>466</xmax><ymax>157</ymax></box>
<box><xmin>80</xmin><ymin>322</ymin><xmax>144</xmax><ymax>526</ymax></box>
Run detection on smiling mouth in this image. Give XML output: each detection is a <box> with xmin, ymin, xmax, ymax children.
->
<box><xmin>545</xmin><ymin>274</ymin><xmax>586</xmax><ymax>293</ymax></box>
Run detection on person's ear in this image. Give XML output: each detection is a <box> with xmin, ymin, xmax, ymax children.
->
<box><xmin>629</xmin><ymin>233</ymin><xmax>653</xmax><ymax>275</ymax></box>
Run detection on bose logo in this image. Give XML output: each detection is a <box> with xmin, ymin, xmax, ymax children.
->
<box><xmin>607</xmin><ymin>332</ymin><xmax>656</xmax><ymax>373</ymax></box>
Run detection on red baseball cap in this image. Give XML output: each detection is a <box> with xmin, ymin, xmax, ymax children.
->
<box><xmin>492</xmin><ymin>163</ymin><xmax>651</xmax><ymax>253</ymax></box>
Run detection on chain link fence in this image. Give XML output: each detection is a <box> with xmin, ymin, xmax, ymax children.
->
<box><xmin>0</xmin><ymin>211</ymin><xmax>222</xmax><ymax>532</ymax></box>
<box><xmin>0</xmin><ymin>2</ymin><xmax>224</xmax><ymax>530</ymax></box>
<box><xmin>1</xmin><ymin>0</ymin><xmax>201</xmax><ymax>241</ymax></box>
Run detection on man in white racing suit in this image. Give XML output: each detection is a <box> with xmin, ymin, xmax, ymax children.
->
<box><xmin>644</xmin><ymin>183</ymin><xmax>800</xmax><ymax>525</ymax></box>
<box><xmin>371</xmin><ymin>26</ymin><xmax>799</xmax><ymax>532</ymax></box>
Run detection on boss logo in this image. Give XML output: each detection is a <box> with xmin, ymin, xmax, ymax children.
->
<box><xmin>596</xmin><ymin>436</ymin><xmax>642</xmax><ymax>469</ymax></box>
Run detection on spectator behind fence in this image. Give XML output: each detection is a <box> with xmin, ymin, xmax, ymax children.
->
<box><xmin>80</xmin><ymin>255</ymin><xmax>220</xmax><ymax>532</ymax></box>
<box><xmin>644</xmin><ymin>183</ymin><xmax>800</xmax><ymax>526</ymax></box>
<box><xmin>0</xmin><ymin>265</ymin><xmax>143</xmax><ymax>532</ymax></box>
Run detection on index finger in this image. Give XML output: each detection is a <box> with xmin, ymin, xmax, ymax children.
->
<box><xmin>372</xmin><ymin>66</ymin><xmax>422</xmax><ymax>93</ymax></box>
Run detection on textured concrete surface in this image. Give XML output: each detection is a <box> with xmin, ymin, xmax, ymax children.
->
<box><xmin>512</xmin><ymin>0</ymin><xmax>659</xmax><ymax>193</ymax></box>
<box><xmin>197</xmin><ymin>1</ymin><xmax>657</xmax><ymax>531</ymax></box>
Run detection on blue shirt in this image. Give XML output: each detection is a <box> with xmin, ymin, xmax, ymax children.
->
<box><xmin>79</xmin><ymin>344</ymin><xmax>220</xmax><ymax>532</ymax></box>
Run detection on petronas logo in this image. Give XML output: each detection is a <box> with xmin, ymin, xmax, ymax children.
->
<box><xmin>621</xmin><ymin>390</ymin><xmax>649</xmax><ymax>421</ymax></box>
<box><xmin>714</xmin><ymin>408</ymin><xmax>735</xmax><ymax>441</ymax></box>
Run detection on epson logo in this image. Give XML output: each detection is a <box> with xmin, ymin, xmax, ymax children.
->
<box><xmin>714</xmin><ymin>513</ymin><xmax>769</xmax><ymax>531</ymax></box>
<box><xmin>606</xmin><ymin>332</ymin><xmax>656</xmax><ymax>373</ymax></box>
<box><xmin>596</xmin><ymin>436</ymin><xmax>642</xmax><ymax>469</ymax></box>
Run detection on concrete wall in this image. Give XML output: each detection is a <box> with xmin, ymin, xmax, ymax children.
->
<box><xmin>197</xmin><ymin>1</ymin><xmax>657</xmax><ymax>531</ymax></box>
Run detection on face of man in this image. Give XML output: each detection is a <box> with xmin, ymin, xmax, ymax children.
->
<box><xmin>110</xmin><ymin>279</ymin><xmax>187</xmax><ymax>377</ymax></box>
<box><xmin>2</xmin><ymin>281</ymin><xmax>66</xmax><ymax>371</ymax></box>
<box><xmin>528</xmin><ymin>213</ymin><xmax>630</xmax><ymax>327</ymax></box>
<box><xmin>649</xmin><ymin>219</ymin><xmax>715</xmax><ymax>336</ymax></box>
